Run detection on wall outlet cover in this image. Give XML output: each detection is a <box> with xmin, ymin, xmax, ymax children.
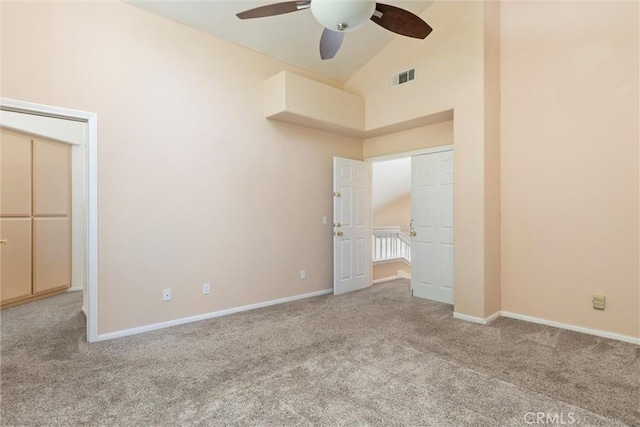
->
<box><xmin>592</xmin><ymin>294</ymin><xmax>605</xmax><ymax>310</ymax></box>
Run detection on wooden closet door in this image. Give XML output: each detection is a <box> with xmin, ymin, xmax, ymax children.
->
<box><xmin>1</xmin><ymin>129</ymin><xmax>31</xmax><ymax>216</ymax></box>
<box><xmin>1</xmin><ymin>129</ymin><xmax>33</xmax><ymax>303</ymax></box>
<box><xmin>0</xmin><ymin>219</ymin><xmax>32</xmax><ymax>302</ymax></box>
<box><xmin>33</xmin><ymin>218</ymin><xmax>70</xmax><ymax>294</ymax></box>
<box><xmin>32</xmin><ymin>138</ymin><xmax>71</xmax><ymax>294</ymax></box>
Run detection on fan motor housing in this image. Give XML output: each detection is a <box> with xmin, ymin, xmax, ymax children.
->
<box><xmin>311</xmin><ymin>0</ymin><xmax>376</xmax><ymax>32</ymax></box>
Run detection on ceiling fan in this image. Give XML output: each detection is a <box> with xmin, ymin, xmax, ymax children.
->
<box><xmin>236</xmin><ymin>0</ymin><xmax>432</xmax><ymax>60</ymax></box>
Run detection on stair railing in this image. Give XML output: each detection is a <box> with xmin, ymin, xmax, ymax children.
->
<box><xmin>372</xmin><ymin>226</ymin><xmax>411</xmax><ymax>264</ymax></box>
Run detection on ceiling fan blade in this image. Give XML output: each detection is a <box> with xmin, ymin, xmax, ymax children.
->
<box><xmin>236</xmin><ymin>1</ymin><xmax>309</xmax><ymax>20</ymax></box>
<box><xmin>319</xmin><ymin>28</ymin><xmax>345</xmax><ymax>60</ymax></box>
<box><xmin>370</xmin><ymin>3</ymin><xmax>433</xmax><ymax>39</ymax></box>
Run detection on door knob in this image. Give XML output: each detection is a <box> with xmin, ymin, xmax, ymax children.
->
<box><xmin>410</xmin><ymin>231</ymin><xmax>417</xmax><ymax>237</ymax></box>
<box><xmin>0</xmin><ymin>239</ymin><xmax>7</xmax><ymax>245</ymax></box>
<box><xmin>334</xmin><ymin>231</ymin><xmax>344</xmax><ymax>237</ymax></box>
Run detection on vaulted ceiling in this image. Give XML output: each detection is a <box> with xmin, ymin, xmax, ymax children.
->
<box><xmin>126</xmin><ymin>1</ymin><xmax>433</xmax><ymax>82</ymax></box>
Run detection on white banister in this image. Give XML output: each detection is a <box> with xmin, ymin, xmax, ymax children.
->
<box><xmin>373</xmin><ymin>226</ymin><xmax>411</xmax><ymax>264</ymax></box>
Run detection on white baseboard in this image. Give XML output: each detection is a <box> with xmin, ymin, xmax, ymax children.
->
<box><xmin>373</xmin><ymin>276</ymin><xmax>399</xmax><ymax>284</ymax></box>
<box><xmin>373</xmin><ymin>273</ymin><xmax>411</xmax><ymax>284</ymax></box>
<box><xmin>66</xmin><ymin>287</ymin><xmax>83</xmax><ymax>292</ymax></box>
<box><xmin>453</xmin><ymin>311</ymin><xmax>501</xmax><ymax>325</ymax></box>
<box><xmin>455</xmin><ymin>310</ymin><xmax>639</xmax><ymax>344</ymax></box>
<box><xmin>501</xmin><ymin>311</ymin><xmax>640</xmax><ymax>345</ymax></box>
<box><xmin>397</xmin><ymin>270</ymin><xmax>411</xmax><ymax>279</ymax></box>
<box><xmin>97</xmin><ymin>288</ymin><xmax>333</xmax><ymax>342</ymax></box>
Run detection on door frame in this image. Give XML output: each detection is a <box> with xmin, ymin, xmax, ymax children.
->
<box><xmin>1</xmin><ymin>98</ymin><xmax>99</xmax><ymax>343</ymax></box>
<box><xmin>365</xmin><ymin>144</ymin><xmax>454</xmax><ymax>294</ymax></box>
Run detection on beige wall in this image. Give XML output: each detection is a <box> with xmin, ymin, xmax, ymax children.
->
<box><xmin>500</xmin><ymin>1</ymin><xmax>639</xmax><ymax>337</ymax></box>
<box><xmin>348</xmin><ymin>1</ymin><xmax>500</xmax><ymax>319</ymax></box>
<box><xmin>364</xmin><ymin>120</ymin><xmax>453</xmax><ymax>159</ymax></box>
<box><xmin>374</xmin><ymin>195</ymin><xmax>411</xmax><ymax>233</ymax></box>
<box><xmin>483</xmin><ymin>0</ymin><xmax>502</xmax><ymax>318</ymax></box>
<box><xmin>2</xmin><ymin>1</ymin><xmax>362</xmax><ymax>334</ymax></box>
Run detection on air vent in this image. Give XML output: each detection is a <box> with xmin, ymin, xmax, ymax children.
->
<box><xmin>392</xmin><ymin>68</ymin><xmax>416</xmax><ymax>87</ymax></box>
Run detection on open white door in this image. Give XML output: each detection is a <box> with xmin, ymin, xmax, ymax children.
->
<box><xmin>411</xmin><ymin>150</ymin><xmax>454</xmax><ymax>304</ymax></box>
<box><xmin>333</xmin><ymin>157</ymin><xmax>371</xmax><ymax>295</ymax></box>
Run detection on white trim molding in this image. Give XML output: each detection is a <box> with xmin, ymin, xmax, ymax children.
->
<box><xmin>501</xmin><ymin>311</ymin><xmax>640</xmax><ymax>345</ymax></box>
<box><xmin>97</xmin><ymin>289</ymin><xmax>333</xmax><ymax>341</ymax></box>
<box><xmin>373</xmin><ymin>275</ymin><xmax>405</xmax><ymax>284</ymax></box>
<box><xmin>372</xmin><ymin>277</ymin><xmax>397</xmax><ymax>284</ymax></box>
<box><xmin>397</xmin><ymin>270</ymin><xmax>411</xmax><ymax>279</ymax></box>
<box><xmin>1</xmin><ymin>98</ymin><xmax>99</xmax><ymax>343</ymax></box>
<box><xmin>453</xmin><ymin>309</ymin><xmax>640</xmax><ymax>345</ymax></box>
<box><xmin>453</xmin><ymin>311</ymin><xmax>501</xmax><ymax>325</ymax></box>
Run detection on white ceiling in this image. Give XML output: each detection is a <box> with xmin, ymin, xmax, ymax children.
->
<box><xmin>372</xmin><ymin>157</ymin><xmax>411</xmax><ymax>212</ymax></box>
<box><xmin>126</xmin><ymin>1</ymin><xmax>432</xmax><ymax>82</ymax></box>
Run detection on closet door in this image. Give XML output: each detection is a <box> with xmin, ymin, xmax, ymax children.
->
<box><xmin>0</xmin><ymin>219</ymin><xmax>32</xmax><ymax>302</ymax></box>
<box><xmin>1</xmin><ymin>129</ymin><xmax>33</xmax><ymax>303</ymax></box>
<box><xmin>32</xmin><ymin>138</ymin><xmax>71</xmax><ymax>294</ymax></box>
<box><xmin>33</xmin><ymin>218</ymin><xmax>70</xmax><ymax>294</ymax></box>
<box><xmin>1</xmin><ymin>129</ymin><xmax>31</xmax><ymax>215</ymax></box>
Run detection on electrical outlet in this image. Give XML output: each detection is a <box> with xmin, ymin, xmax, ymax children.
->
<box><xmin>202</xmin><ymin>282</ymin><xmax>210</xmax><ymax>295</ymax></box>
<box><xmin>300</xmin><ymin>270</ymin><xmax>306</xmax><ymax>280</ymax></box>
<box><xmin>592</xmin><ymin>294</ymin><xmax>605</xmax><ymax>310</ymax></box>
<box><xmin>163</xmin><ymin>289</ymin><xmax>171</xmax><ymax>302</ymax></box>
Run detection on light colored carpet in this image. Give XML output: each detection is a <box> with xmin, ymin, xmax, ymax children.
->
<box><xmin>1</xmin><ymin>279</ymin><xmax>638</xmax><ymax>426</ymax></box>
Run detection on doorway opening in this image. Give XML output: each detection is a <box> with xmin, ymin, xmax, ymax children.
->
<box><xmin>372</xmin><ymin>157</ymin><xmax>412</xmax><ymax>283</ymax></box>
<box><xmin>367</xmin><ymin>145</ymin><xmax>454</xmax><ymax>305</ymax></box>
<box><xmin>0</xmin><ymin>98</ymin><xmax>98</xmax><ymax>342</ymax></box>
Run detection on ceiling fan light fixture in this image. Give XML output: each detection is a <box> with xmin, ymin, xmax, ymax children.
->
<box><xmin>311</xmin><ymin>0</ymin><xmax>376</xmax><ymax>32</ymax></box>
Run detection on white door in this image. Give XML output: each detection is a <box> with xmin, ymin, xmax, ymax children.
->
<box><xmin>411</xmin><ymin>150</ymin><xmax>454</xmax><ymax>304</ymax></box>
<box><xmin>333</xmin><ymin>157</ymin><xmax>371</xmax><ymax>295</ymax></box>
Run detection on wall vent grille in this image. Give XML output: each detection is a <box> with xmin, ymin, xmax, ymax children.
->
<box><xmin>392</xmin><ymin>68</ymin><xmax>416</xmax><ymax>87</ymax></box>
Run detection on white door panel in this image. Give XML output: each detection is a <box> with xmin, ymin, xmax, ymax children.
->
<box><xmin>334</xmin><ymin>157</ymin><xmax>371</xmax><ymax>295</ymax></box>
<box><xmin>411</xmin><ymin>150</ymin><xmax>454</xmax><ymax>304</ymax></box>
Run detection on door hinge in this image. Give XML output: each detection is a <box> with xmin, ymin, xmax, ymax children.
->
<box><xmin>411</xmin><ymin>288</ymin><xmax>414</xmax><ymax>297</ymax></box>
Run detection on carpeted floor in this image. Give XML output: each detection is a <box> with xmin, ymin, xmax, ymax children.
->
<box><xmin>1</xmin><ymin>279</ymin><xmax>638</xmax><ymax>426</ymax></box>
